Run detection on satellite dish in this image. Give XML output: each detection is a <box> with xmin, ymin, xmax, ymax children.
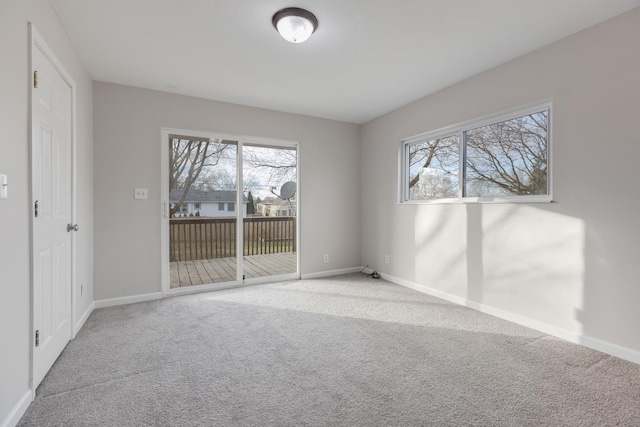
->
<box><xmin>269</xmin><ymin>181</ymin><xmax>297</xmax><ymax>216</ymax></box>
<box><xmin>279</xmin><ymin>181</ymin><xmax>296</xmax><ymax>200</ymax></box>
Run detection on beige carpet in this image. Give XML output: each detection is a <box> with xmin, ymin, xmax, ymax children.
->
<box><xmin>19</xmin><ymin>274</ymin><xmax>640</xmax><ymax>426</ymax></box>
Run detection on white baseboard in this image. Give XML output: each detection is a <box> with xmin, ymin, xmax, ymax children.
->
<box><xmin>73</xmin><ymin>301</ymin><xmax>95</xmax><ymax>337</ymax></box>
<box><xmin>579</xmin><ymin>335</ymin><xmax>640</xmax><ymax>365</ymax></box>
<box><xmin>95</xmin><ymin>269</ymin><xmax>354</xmax><ymax>307</ymax></box>
<box><xmin>86</xmin><ymin>271</ymin><xmax>640</xmax><ymax>365</ymax></box>
<box><xmin>94</xmin><ymin>292</ymin><xmax>163</xmax><ymax>309</ymax></box>
<box><xmin>163</xmin><ymin>273</ymin><xmax>299</xmax><ymax>297</ymax></box>
<box><xmin>301</xmin><ymin>267</ymin><xmax>363</xmax><ymax>280</ymax></box>
<box><xmin>380</xmin><ymin>272</ymin><xmax>640</xmax><ymax>366</ymax></box>
<box><xmin>1</xmin><ymin>390</ymin><xmax>32</xmax><ymax>427</ymax></box>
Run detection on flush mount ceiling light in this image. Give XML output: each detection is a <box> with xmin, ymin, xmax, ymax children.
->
<box><xmin>272</xmin><ymin>7</ymin><xmax>318</xmax><ymax>43</ymax></box>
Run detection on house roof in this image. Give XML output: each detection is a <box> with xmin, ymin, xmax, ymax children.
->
<box><xmin>169</xmin><ymin>189</ymin><xmax>248</xmax><ymax>203</ymax></box>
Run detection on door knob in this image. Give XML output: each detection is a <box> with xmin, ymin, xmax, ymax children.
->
<box><xmin>67</xmin><ymin>224</ymin><xmax>79</xmax><ymax>232</ymax></box>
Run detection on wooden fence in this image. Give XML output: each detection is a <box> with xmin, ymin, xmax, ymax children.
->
<box><xmin>170</xmin><ymin>216</ymin><xmax>296</xmax><ymax>262</ymax></box>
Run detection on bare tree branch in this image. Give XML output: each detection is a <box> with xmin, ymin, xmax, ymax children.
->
<box><xmin>465</xmin><ymin>112</ymin><xmax>548</xmax><ymax>196</ymax></box>
<box><xmin>169</xmin><ymin>138</ymin><xmax>229</xmax><ymax>217</ymax></box>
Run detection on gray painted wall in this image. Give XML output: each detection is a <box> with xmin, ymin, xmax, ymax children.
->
<box><xmin>0</xmin><ymin>0</ymin><xmax>94</xmax><ymax>423</ymax></box>
<box><xmin>3</xmin><ymin>3</ymin><xmax>640</xmax><ymax>425</ymax></box>
<box><xmin>361</xmin><ymin>9</ymin><xmax>640</xmax><ymax>358</ymax></box>
<box><xmin>93</xmin><ymin>82</ymin><xmax>361</xmax><ymax>300</ymax></box>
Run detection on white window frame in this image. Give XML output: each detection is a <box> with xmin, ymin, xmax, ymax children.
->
<box><xmin>399</xmin><ymin>101</ymin><xmax>552</xmax><ymax>204</ymax></box>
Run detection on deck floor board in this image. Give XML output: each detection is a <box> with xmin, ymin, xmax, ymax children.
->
<box><xmin>170</xmin><ymin>252</ymin><xmax>296</xmax><ymax>288</ymax></box>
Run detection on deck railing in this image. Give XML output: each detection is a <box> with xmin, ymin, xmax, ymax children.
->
<box><xmin>169</xmin><ymin>216</ymin><xmax>296</xmax><ymax>262</ymax></box>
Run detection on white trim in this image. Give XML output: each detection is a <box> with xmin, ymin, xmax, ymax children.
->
<box><xmin>0</xmin><ymin>390</ymin><xmax>32</xmax><ymax>427</ymax></box>
<box><xmin>237</xmin><ymin>141</ymin><xmax>244</xmax><ymax>281</ymax></box>
<box><xmin>397</xmin><ymin>142</ymin><xmax>404</xmax><ymax>204</ymax></box>
<box><xmin>403</xmin><ymin>99</ymin><xmax>553</xmax><ymax>144</ymax></box>
<box><xmin>164</xmin><ymin>281</ymin><xmax>243</xmax><ymax>296</ymax></box>
<box><xmin>301</xmin><ymin>267</ymin><xmax>364</xmax><ymax>280</ymax></box>
<box><xmin>579</xmin><ymin>335</ymin><xmax>640</xmax><ymax>365</ymax></box>
<box><xmin>241</xmin><ymin>135</ymin><xmax>300</xmax><ymax>149</ymax></box>
<box><xmin>73</xmin><ymin>302</ymin><xmax>95</xmax><ymax>336</ymax></box>
<box><xmin>160</xmin><ymin>129</ymin><xmax>170</xmax><ymax>293</ymax></box>
<box><xmin>165</xmin><ymin>273</ymin><xmax>299</xmax><ymax>297</ymax></box>
<box><xmin>401</xmin><ymin>195</ymin><xmax>553</xmax><ymax>205</ymax></box>
<box><xmin>380</xmin><ymin>272</ymin><xmax>640</xmax><ymax>365</ymax></box>
<box><xmin>244</xmin><ymin>272</ymin><xmax>299</xmax><ymax>286</ymax></box>
<box><xmin>400</xmin><ymin>100</ymin><xmax>552</xmax><ymax>204</ymax></box>
<box><xmin>94</xmin><ymin>292</ymin><xmax>163</xmax><ymax>309</ymax></box>
<box><xmin>296</xmin><ymin>142</ymin><xmax>301</xmax><ymax>278</ymax></box>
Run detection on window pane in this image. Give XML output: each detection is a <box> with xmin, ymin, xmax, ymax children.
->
<box><xmin>169</xmin><ymin>137</ymin><xmax>236</xmax><ymax>217</ymax></box>
<box><xmin>465</xmin><ymin>111</ymin><xmax>548</xmax><ymax>197</ymax></box>
<box><xmin>228</xmin><ymin>202</ymin><xmax>235</xmax><ymax>212</ymax></box>
<box><xmin>407</xmin><ymin>135</ymin><xmax>459</xmax><ymax>200</ymax></box>
<box><xmin>218</xmin><ymin>203</ymin><xmax>224</xmax><ymax>210</ymax></box>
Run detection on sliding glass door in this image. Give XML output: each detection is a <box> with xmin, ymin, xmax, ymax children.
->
<box><xmin>242</xmin><ymin>143</ymin><xmax>298</xmax><ymax>280</ymax></box>
<box><xmin>168</xmin><ymin>135</ymin><xmax>239</xmax><ymax>289</ymax></box>
<box><xmin>164</xmin><ymin>131</ymin><xmax>298</xmax><ymax>291</ymax></box>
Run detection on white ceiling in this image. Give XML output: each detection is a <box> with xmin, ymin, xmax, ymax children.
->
<box><xmin>50</xmin><ymin>0</ymin><xmax>640</xmax><ymax>124</ymax></box>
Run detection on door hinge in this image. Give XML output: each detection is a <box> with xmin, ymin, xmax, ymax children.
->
<box><xmin>35</xmin><ymin>330</ymin><xmax>40</xmax><ymax>347</ymax></box>
<box><xmin>33</xmin><ymin>70</ymin><xmax>38</xmax><ymax>88</ymax></box>
<box><xmin>34</xmin><ymin>200</ymin><xmax>39</xmax><ymax>217</ymax></box>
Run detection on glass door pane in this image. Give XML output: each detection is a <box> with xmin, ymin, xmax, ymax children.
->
<box><xmin>168</xmin><ymin>136</ymin><xmax>239</xmax><ymax>288</ymax></box>
<box><xmin>242</xmin><ymin>144</ymin><xmax>297</xmax><ymax>280</ymax></box>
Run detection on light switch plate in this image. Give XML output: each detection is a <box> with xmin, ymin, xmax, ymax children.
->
<box><xmin>134</xmin><ymin>188</ymin><xmax>148</xmax><ymax>199</ymax></box>
<box><xmin>0</xmin><ymin>174</ymin><xmax>7</xmax><ymax>199</ymax></box>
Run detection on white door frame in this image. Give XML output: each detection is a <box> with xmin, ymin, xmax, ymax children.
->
<box><xmin>160</xmin><ymin>128</ymin><xmax>301</xmax><ymax>295</ymax></box>
<box><xmin>29</xmin><ymin>24</ymin><xmax>77</xmax><ymax>395</ymax></box>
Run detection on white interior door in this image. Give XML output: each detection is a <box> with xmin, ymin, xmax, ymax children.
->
<box><xmin>31</xmin><ymin>33</ymin><xmax>73</xmax><ymax>388</ymax></box>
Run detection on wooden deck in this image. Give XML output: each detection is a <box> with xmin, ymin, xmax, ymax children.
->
<box><xmin>170</xmin><ymin>252</ymin><xmax>296</xmax><ymax>288</ymax></box>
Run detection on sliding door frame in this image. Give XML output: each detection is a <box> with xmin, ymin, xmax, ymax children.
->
<box><xmin>160</xmin><ymin>128</ymin><xmax>300</xmax><ymax>295</ymax></box>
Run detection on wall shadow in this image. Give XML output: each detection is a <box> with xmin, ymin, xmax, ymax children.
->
<box><xmin>414</xmin><ymin>202</ymin><xmax>587</xmax><ymax>343</ymax></box>
<box><xmin>466</xmin><ymin>204</ymin><xmax>484</xmax><ymax>304</ymax></box>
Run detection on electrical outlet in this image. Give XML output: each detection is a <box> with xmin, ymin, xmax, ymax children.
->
<box><xmin>134</xmin><ymin>188</ymin><xmax>148</xmax><ymax>199</ymax></box>
<box><xmin>384</xmin><ymin>255</ymin><xmax>390</xmax><ymax>264</ymax></box>
<box><xmin>323</xmin><ymin>254</ymin><xmax>329</xmax><ymax>263</ymax></box>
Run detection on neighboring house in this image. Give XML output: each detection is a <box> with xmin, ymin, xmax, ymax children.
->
<box><xmin>258</xmin><ymin>196</ymin><xmax>296</xmax><ymax>217</ymax></box>
<box><xmin>257</xmin><ymin>196</ymin><xmax>274</xmax><ymax>217</ymax></box>
<box><xmin>266</xmin><ymin>197</ymin><xmax>297</xmax><ymax>217</ymax></box>
<box><xmin>170</xmin><ymin>189</ymin><xmax>248</xmax><ymax>217</ymax></box>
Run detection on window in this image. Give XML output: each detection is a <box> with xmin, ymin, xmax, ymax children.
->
<box><xmin>228</xmin><ymin>202</ymin><xmax>235</xmax><ymax>212</ymax></box>
<box><xmin>179</xmin><ymin>204</ymin><xmax>188</xmax><ymax>213</ymax></box>
<box><xmin>407</xmin><ymin>135</ymin><xmax>459</xmax><ymax>200</ymax></box>
<box><xmin>218</xmin><ymin>203</ymin><xmax>225</xmax><ymax>211</ymax></box>
<box><xmin>194</xmin><ymin>203</ymin><xmax>201</xmax><ymax>210</ymax></box>
<box><xmin>401</xmin><ymin>104</ymin><xmax>550</xmax><ymax>203</ymax></box>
